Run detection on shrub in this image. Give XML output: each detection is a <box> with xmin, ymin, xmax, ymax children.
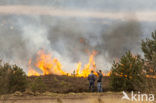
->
<box><xmin>9</xmin><ymin>65</ymin><xmax>28</xmax><ymax>92</ymax></box>
<box><xmin>0</xmin><ymin>63</ymin><xmax>11</xmax><ymax>94</ymax></box>
<box><xmin>110</xmin><ymin>51</ymin><xmax>146</xmax><ymax>91</ymax></box>
<box><xmin>29</xmin><ymin>77</ymin><xmax>46</xmax><ymax>93</ymax></box>
<box><xmin>0</xmin><ymin>61</ymin><xmax>27</xmax><ymax>94</ymax></box>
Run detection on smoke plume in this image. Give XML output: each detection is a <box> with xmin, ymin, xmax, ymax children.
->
<box><xmin>98</xmin><ymin>19</ymin><xmax>142</xmax><ymax>61</ymax></box>
<box><xmin>0</xmin><ymin>3</ymin><xmax>143</xmax><ymax>72</ymax></box>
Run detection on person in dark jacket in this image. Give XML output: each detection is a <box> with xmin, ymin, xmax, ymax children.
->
<box><xmin>97</xmin><ymin>70</ymin><xmax>103</xmax><ymax>92</ymax></box>
<box><xmin>88</xmin><ymin>70</ymin><xmax>96</xmax><ymax>92</ymax></box>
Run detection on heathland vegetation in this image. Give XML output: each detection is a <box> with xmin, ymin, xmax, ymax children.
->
<box><xmin>0</xmin><ymin>32</ymin><xmax>156</xmax><ymax>95</ymax></box>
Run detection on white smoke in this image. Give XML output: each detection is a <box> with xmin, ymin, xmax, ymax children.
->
<box><xmin>0</xmin><ymin>1</ymin><xmax>146</xmax><ymax>73</ymax></box>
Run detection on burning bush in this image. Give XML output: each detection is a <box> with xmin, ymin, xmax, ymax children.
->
<box><xmin>110</xmin><ymin>51</ymin><xmax>146</xmax><ymax>91</ymax></box>
<box><xmin>0</xmin><ymin>61</ymin><xmax>27</xmax><ymax>94</ymax></box>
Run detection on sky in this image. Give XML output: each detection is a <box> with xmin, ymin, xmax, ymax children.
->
<box><xmin>0</xmin><ymin>0</ymin><xmax>156</xmax><ymax>12</ymax></box>
<box><xmin>0</xmin><ymin>0</ymin><xmax>156</xmax><ymax>73</ymax></box>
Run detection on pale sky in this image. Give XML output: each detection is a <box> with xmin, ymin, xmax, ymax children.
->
<box><xmin>0</xmin><ymin>0</ymin><xmax>156</xmax><ymax>12</ymax></box>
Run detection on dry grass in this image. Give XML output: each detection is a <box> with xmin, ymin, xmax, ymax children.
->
<box><xmin>0</xmin><ymin>92</ymin><xmax>154</xmax><ymax>103</ymax></box>
<box><xmin>1</xmin><ymin>75</ymin><xmax>155</xmax><ymax>103</ymax></box>
<box><xmin>28</xmin><ymin>75</ymin><xmax>110</xmax><ymax>93</ymax></box>
<box><xmin>28</xmin><ymin>74</ymin><xmax>156</xmax><ymax>94</ymax></box>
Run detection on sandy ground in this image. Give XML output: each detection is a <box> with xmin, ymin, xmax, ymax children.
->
<box><xmin>0</xmin><ymin>92</ymin><xmax>155</xmax><ymax>103</ymax></box>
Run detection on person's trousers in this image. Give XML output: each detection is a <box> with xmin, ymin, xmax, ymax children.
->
<box><xmin>97</xmin><ymin>82</ymin><xmax>102</xmax><ymax>92</ymax></box>
<box><xmin>89</xmin><ymin>82</ymin><xmax>95</xmax><ymax>92</ymax></box>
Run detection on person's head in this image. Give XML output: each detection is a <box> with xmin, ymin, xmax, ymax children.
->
<box><xmin>91</xmin><ymin>70</ymin><xmax>94</xmax><ymax>73</ymax></box>
<box><xmin>99</xmin><ymin>70</ymin><xmax>102</xmax><ymax>73</ymax></box>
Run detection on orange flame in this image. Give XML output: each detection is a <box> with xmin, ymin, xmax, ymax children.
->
<box><xmin>28</xmin><ymin>69</ymin><xmax>40</xmax><ymax>76</ymax></box>
<box><xmin>28</xmin><ymin>50</ymin><xmax>101</xmax><ymax>77</ymax></box>
<box><xmin>106</xmin><ymin>72</ymin><xmax>111</xmax><ymax>76</ymax></box>
<box><xmin>28</xmin><ymin>50</ymin><xmax>67</xmax><ymax>76</ymax></box>
<box><xmin>75</xmin><ymin>51</ymin><xmax>97</xmax><ymax>77</ymax></box>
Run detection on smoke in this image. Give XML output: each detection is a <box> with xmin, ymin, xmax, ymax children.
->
<box><xmin>0</xmin><ymin>16</ymin><xmax>28</xmax><ymax>68</ymax></box>
<box><xmin>0</xmin><ymin>1</ymin><xmax>144</xmax><ymax>72</ymax></box>
<box><xmin>45</xmin><ymin>17</ymin><xmax>142</xmax><ymax>68</ymax></box>
<box><xmin>47</xmin><ymin>19</ymin><xmax>92</xmax><ymax>62</ymax></box>
<box><xmin>98</xmin><ymin>19</ymin><xmax>142</xmax><ymax>61</ymax></box>
<box><xmin>0</xmin><ymin>14</ymin><xmax>142</xmax><ymax>72</ymax></box>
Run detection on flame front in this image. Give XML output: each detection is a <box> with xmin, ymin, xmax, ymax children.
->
<box><xmin>28</xmin><ymin>69</ymin><xmax>40</xmax><ymax>76</ymax></box>
<box><xmin>75</xmin><ymin>51</ymin><xmax>97</xmax><ymax>77</ymax></box>
<box><xmin>28</xmin><ymin>50</ymin><xmax>104</xmax><ymax>77</ymax></box>
<box><xmin>28</xmin><ymin>50</ymin><xmax>67</xmax><ymax>76</ymax></box>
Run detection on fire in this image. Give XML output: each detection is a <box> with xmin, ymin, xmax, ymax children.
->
<box><xmin>75</xmin><ymin>62</ymin><xmax>81</xmax><ymax>76</ymax></box>
<box><xmin>28</xmin><ymin>50</ymin><xmax>67</xmax><ymax>76</ymax></box>
<box><xmin>28</xmin><ymin>59</ymin><xmax>40</xmax><ymax>76</ymax></box>
<box><xmin>28</xmin><ymin>50</ymin><xmax>99</xmax><ymax>77</ymax></box>
<box><xmin>36</xmin><ymin>50</ymin><xmax>67</xmax><ymax>75</ymax></box>
<box><xmin>30</xmin><ymin>50</ymin><xmax>154</xmax><ymax>78</ymax></box>
<box><xmin>105</xmin><ymin>72</ymin><xmax>111</xmax><ymax>76</ymax></box>
<box><xmin>146</xmin><ymin>75</ymin><xmax>156</xmax><ymax>79</ymax></box>
<box><xmin>75</xmin><ymin>51</ymin><xmax>97</xmax><ymax>77</ymax></box>
<box><xmin>28</xmin><ymin>69</ymin><xmax>40</xmax><ymax>76</ymax></box>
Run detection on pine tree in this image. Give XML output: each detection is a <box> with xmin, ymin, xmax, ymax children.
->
<box><xmin>0</xmin><ymin>62</ymin><xmax>28</xmax><ymax>94</ymax></box>
<box><xmin>110</xmin><ymin>51</ymin><xmax>145</xmax><ymax>91</ymax></box>
<box><xmin>141</xmin><ymin>31</ymin><xmax>156</xmax><ymax>74</ymax></box>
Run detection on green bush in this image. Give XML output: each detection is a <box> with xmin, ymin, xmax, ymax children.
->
<box><xmin>29</xmin><ymin>77</ymin><xmax>46</xmax><ymax>93</ymax></box>
<box><xmin>0</xmin><ymin>61</ymin><xmax>27</xmax><ymax>94</ymax></box>
<box><xmin>110</xmin><ymin>51</ymin><xmax>146</xmax><ymax>91</ymax></box>
<box><xmin>0</xmin><ymin>63</ymin><xmax>11</xmax><ymax>94</ymax></box>
<box><xmin>9</xmin><ymin>65</ymin><xmax>28</xmax><ymax>92</ymax></box>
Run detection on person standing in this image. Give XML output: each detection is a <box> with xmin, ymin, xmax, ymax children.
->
<box><xmin>97</xmin><ymin>70</ymin><xmax>103</xmax><ymax>92</ymax></box>
<box><xmin>88</xmin><ymin>70</ymin><xmax>96</xmax><ymax>92</ymax></box>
